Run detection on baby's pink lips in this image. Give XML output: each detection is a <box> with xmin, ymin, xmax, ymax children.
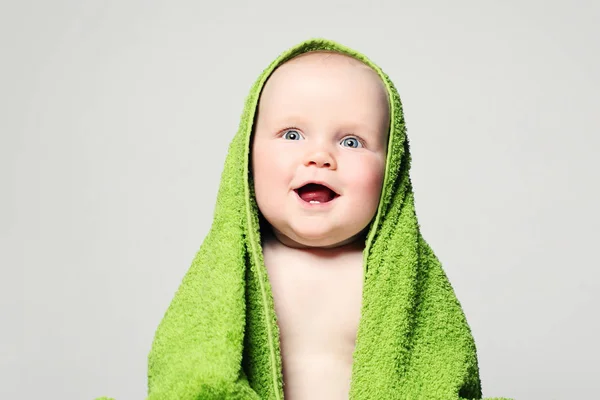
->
<box><xmin>293</xmin><ymin>180</ymin><xmax>340</xmax><ymax>197</ymax></box>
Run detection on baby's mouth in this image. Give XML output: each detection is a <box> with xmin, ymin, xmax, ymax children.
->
<box><xmin>294</xmin><ymin>183</ymin><xmax>339</xmax><ymax>204</ymax></box>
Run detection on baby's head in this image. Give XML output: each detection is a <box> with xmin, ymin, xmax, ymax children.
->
<box><xmin>251</xmin><ymin>51</ymin><xmax>390</xmax><ymax>249</ymax></box>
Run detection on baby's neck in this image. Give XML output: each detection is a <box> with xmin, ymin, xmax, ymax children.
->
<box><xmin>261</xmin><ymin>227</ymin><xmax>366</xmax><ymax>258</ymax></box>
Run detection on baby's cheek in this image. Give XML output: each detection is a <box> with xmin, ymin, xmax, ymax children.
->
<box><xmin>253</xmin><ymin>144</ymin><xmax>295</xmax><ymax>194</ymax></box>
<box><xmin>349</xmin><ymin>158</ymin><xmax>385</xmax><ymax>201</ymax></box>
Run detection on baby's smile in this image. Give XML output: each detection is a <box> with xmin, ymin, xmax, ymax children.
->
<box><xmin>294</xmin><ymin>182</ymin><xmax>340</xmax><ymax>205</ymax></box>
<box><xmin>293</xmin><ymin>183</ymin><xmax>340</xmax><ymax>210</ymax></box>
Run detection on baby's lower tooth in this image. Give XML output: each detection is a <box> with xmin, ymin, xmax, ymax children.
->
<box><xmin>309</xmin><ymin>200</ymin><xmax>320</xmax><ymax>204</ymax></box>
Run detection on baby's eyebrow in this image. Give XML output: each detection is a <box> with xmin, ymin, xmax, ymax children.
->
<box><xmin>270</xmin><ymin>115</ymin><xmax>307</xmax><ymax>127</ymax></box>
<box><xmin>342</xmin><ymin>122</ymin><xmax>377</xmax><ymax>134</ymax></box>
<box><xmin>270</xmin><ymin>118</ymin><xmax>377</xmax><ymax>134</ymax></box>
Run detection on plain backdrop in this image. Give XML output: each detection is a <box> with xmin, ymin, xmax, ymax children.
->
<box><xmin>2</xmin><ymin>1</ymin><xmax>599</xmax><ymax>399</ymax></box>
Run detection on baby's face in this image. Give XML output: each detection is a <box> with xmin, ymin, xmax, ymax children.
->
<box><xmin>251</xmin><ymin>52</ymin><xmax>389</xmax><ymax>248</ymax></box>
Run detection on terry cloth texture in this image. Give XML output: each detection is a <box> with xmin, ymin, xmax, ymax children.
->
<box><xmin>96</xmin><ymin>38</ymin><xmax>511</xmax><ymax>400</ymax></box>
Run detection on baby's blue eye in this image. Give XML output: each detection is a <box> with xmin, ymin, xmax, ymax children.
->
<box><xmin>282</xmin><ymin>129</ymin><xmax>304</xmax><ymax>141</ymax></box>
<box><xmin>341</xmin><ymin>137</ymin><xmax>362</xmax><ymax>148</ymax></box>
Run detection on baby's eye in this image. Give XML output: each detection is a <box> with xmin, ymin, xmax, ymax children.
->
<box><xmin>282</xmin><ymin>129</ymin><xmax>304</xmax><ymax>141</ymax></box>
<box><xmin>341</xmin><ymin>137</ymin><xmax>363</xmax><ymax>148</ymax></box>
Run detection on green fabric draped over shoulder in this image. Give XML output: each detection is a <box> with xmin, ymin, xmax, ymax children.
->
<box><xmin>99</xmin><ymin>38</ymin><xmax>512</xmax><ymax>400</ymax></box>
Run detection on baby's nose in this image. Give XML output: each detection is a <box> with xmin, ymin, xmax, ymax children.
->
<box><xmin>305</xmin><ymin>151</ymin><xmax>337</xmax><ymax>169</ymax></box>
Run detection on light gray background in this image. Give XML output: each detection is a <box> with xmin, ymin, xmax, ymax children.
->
<box><xmin>2</xmin><ymin>1</ymin><xmax>598</xmax><ymax>399</ymax></box>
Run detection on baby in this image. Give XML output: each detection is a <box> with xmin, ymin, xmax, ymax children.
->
<box><xmin>252</xmin><ymin>51</ymin><xmax>390</xmax><ymax>399</ymax></box>
<box><xmin>133</xmin><ymin>38</ymin><xmax>511</xmax><ymax>400</ymax></box>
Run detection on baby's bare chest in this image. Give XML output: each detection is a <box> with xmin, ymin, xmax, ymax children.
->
<box><xmin>265</xmin><ymin>252</ymin><xmax>364</xmax><ymax>356</ymax></box>
<box><xmin>263</xmin><ymin>247</ymin><xmax>365</xmax><ymax>399</ymax></box>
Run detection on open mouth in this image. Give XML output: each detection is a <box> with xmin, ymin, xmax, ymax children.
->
<box><xmin>294</xmin><ymin>183</ymin><xmax>339</xmax><ymax>204</ymax></box>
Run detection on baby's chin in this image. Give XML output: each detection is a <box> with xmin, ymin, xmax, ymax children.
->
<box><xmin>271</xmin><ymin>224</ymin><xmax>366</xmax><ymax>249</ymax></box>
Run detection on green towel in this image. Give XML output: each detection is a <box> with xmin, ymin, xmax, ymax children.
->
<box><xmin>97</xmin><ymin>38</ymin><xmax>511</xmax><ymax>400</ymax></box>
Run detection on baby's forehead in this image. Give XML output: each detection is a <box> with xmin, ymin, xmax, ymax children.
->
<box><xmin>271</xmin><ymin>51</ymin><xmax>380</xmax><ymax>83</ymax></box>
<box><xmin>259</xmin><ymin>51</ymin><xmax>388</xmax><ymax>106</ymax></box>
